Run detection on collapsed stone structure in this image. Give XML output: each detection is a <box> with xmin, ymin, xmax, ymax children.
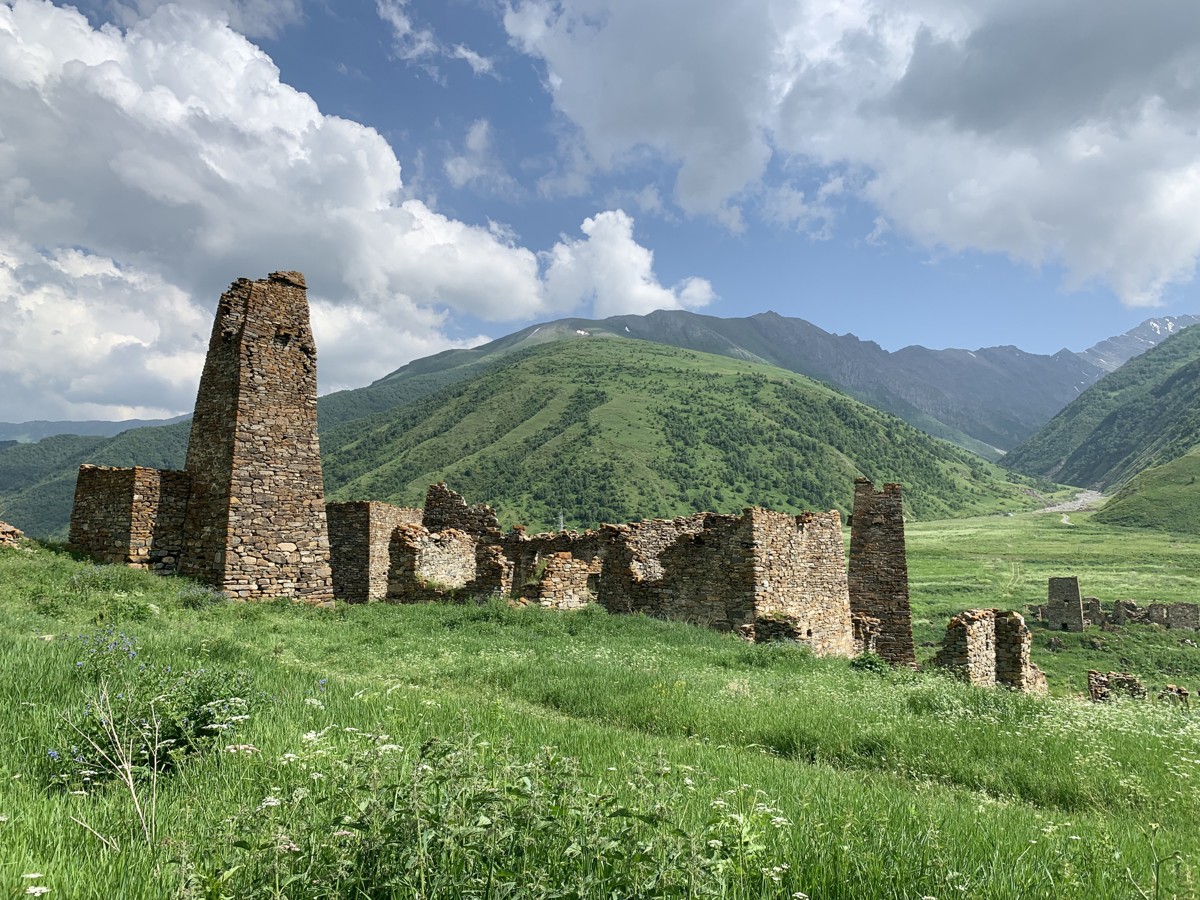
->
<box><xmin>65</xmin><ymin>268</ymin><xmax>917</xmax><ymax>655</ymax></box>
<box><xmin>932</xmin><ymin>608</ymin><xmax>1047</xmax><ymax>693</ymax></box>
<box><xmin>0</xmin><ymin>520</ymin><xmax>23</xmax><ymax>548</ymax></box>
<box><xmin>69</xmin><ymin>272</ymin><xmax>334</xmax><ymax>602</ymax></box>
<box><xmin>327</xmin><ymin>481</ymin><xmax>913</xmax><ymax>660</ymax></box>
<box><xmin>1112</xmin><ymin>599</ymin><xmax>1200</xmax><ymax>630</ymax></box>
<box><xmin>1033</xmin><ymin>580</ymin><xmax>1200</xmax><ymax>632</ymax></box>
<box><xmin>1087</xmin><ymin>670</ymin><xmax>1147</xmax><ymax>703</ymax></box>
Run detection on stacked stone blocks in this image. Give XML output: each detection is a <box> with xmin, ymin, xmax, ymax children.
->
<box><xmin>933</xmin><ymin>608</ymin><xmax>1047</xmax><ymax>693</ymax></box>
<box><xmin>69</xmin><ymin>272</ymin><xmax>334</xmax><ymax>602</ymax></box>
<box><xmin>847</xmin><ymin>478</ymin><xmax>915</xmax><ymax>666</ymax></box>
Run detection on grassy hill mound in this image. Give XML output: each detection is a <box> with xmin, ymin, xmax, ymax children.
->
<box><xmin>1092</xmin><ymin>448</ymin><xmax>1200</xmax><ymax>533</ymax></box>
<box><xmin>2</xmin><ymin>338</ymin><xmax>1045</xmax><ymax>537</ymax></box>
<box><xmin>2</xmin><ymin>535</ymin><xmax>1199</xmax><ymax>898</ymax></box>
<box><xmin>1003</xmin><ymin>323</ymin><xmax>1200</xmax><ymax>488</ymax></box>
<box><xmin>320</xmin><ymin>338</ymin><xmax>1040</xmax><ymax>529</ymax></box>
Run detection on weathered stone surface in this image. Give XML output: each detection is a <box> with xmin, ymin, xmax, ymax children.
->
<box><xmin>1045</xmin><ymin>577</ymin><xmax>1084</xmax><ymax>632</ymax></box>
<box><xmin>423</xmin><ymin>483</ymin><xmax>500</xmax><ymax>538</ymax></box>
<box><xmin>375</xmin><ymin>486</ymin><xmax>860</xmax><ymax>657</ymax></box>
<box><xmin>848</xmin><ymin>479</ymin><xmax>915</xmax><ymax>666</ymax></box>
<box><xmin>1088</xmin><ymin>670</ymin><xmax>1147</xmax><ymax>702</ymax></box>
<box><xmin>1158</xmin><ymin>684</ymin><xmax>1191</xmax><ymax>708</ymax></box>
<box><xmin>932</xmin><ymin>608</ymin><xmax>1047</xmax><ymax>693</ymax></box>
<box><xmin>69</xmin><ymin>465</ymin><xmax>189</xmax><ymax>572</ymax></box>
<box><xmin>0</xmin><ymin>519</ymin><xmax>24</xmax><ymax>548</ymax></box>
<box><xmin>69</xmin><ymin>272</ymin><xmax>334</xmax><ymax>603</ymax></box>
<box><xmin>1110</xmin><ymin>599</ymin><xmax>1198</xmax><ymax>630</ymax></box>
<box><xmin>327</xmin><ymin>501</ymin><xmax>422</xmax><ymax>603</ymax></box>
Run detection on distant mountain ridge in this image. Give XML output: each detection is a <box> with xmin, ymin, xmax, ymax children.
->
<box><xmin>0</xmin><ymin>416</ymin><xmax>188</xmax><ymax>443</ymax></box>
<box><xmin>1004</xmin><ymin>323</ymin><xmax>1200</xmax><ymax>493</ymax></box>
<box><xmin>1077</xmin><ymin>315</ymin><xmax>1200</xmax><ymax>372</ymax></box>
<box><xmin>341</xmin><ymin>310</ymin><xmax>1196</xmax><ymax>458</ymax></box>
<box><xmin>1</xmin><ymin>308</ymin><xmax>1195</xmax><ymax>537</ymax></box>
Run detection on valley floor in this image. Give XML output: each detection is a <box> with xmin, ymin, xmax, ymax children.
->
<box><xmin>1</xmin><ymin>511</ymin><xmax>1198</xmax><ymax>898</ymax></box>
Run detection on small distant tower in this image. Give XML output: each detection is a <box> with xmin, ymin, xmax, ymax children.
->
<box><xmin>848</xmin><ymin>478</ymin><xmax>915</xmax><ymax>666</ymax></box>
<box><xmin>178</xmin><ymin>272</ymin><xmax>333</xmax><ymax>602</ymax></box>
<box><xmin>1045</xmin><ymin>576</ymin><xmax>1085</xmax><ymax>632</ymax></box>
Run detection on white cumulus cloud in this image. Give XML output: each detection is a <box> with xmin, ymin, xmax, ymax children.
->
<box><xmin>544</xmin><ymin>210</ymin><xmax>715</xmax><ymax>318</ymax></box>
<box><xmin>0</xmin><ymin>0</ymin><xmax>707</xmax><ymax>419</ymax></box>
<box><xmin>505</xmin><ymin>0</ymin><xmax>1200</xmax><ymax>306</ymax></box>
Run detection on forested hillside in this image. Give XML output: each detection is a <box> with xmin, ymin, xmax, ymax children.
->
<box><xmin>321</xmin><ymin>339</ymin><xmax>1042</xmax><ymax>530</ymax></box>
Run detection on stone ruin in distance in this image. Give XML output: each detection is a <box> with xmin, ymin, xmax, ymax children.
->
<box><xmin>66</xmin><ymin>270</ymin><xmax>1043</xmax><ymax>688</ymax></box>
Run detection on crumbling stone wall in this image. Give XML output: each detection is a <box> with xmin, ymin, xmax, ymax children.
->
<box><xmin>848</xmin><ymin>479</ymin><xmax>915</xmax><ymax>666</ymax></box>
<box><xmin>423</xmin><ymin>483</ymin><xmax>500</xmax><ymax>538</ymax></box>
<box><xmin>1082</xmin><ymin>597</ymin><xmax>1103</xmax><ymax>626</ymax></box>
<box><xmin>597</xmin><ymin>513</ymin><xmax>755</xmax><ymax>627</ymax></box>
<box><xmin>748</xmin><ymin>508</ymin><xmax>854</xmax><ymax>657</ymax></box>
<box><xmin>1110</xmin><ymin>600</ymin><xmax>1199</xmax><ymax>630</ymax></box>
<box><xmin>0</xmin><ymin>519</ymin><xmax>24</xmax><ymax>548</ymax></box>
<box><xmin>178</xmin><ymin>272</ymin><xmax>333</xmax><ymax>601</ymax></box>
<box><xmin>1088</xmin><ymin>671</ymin><xmax>1147</xmax><ymax>702</ymax></box>
<box><xmin>327</xmin><ymin>501</ymin><xmax>422</xmax><ymax>603</ymax></box>
<box><xmin>501</xmin><ymin>528</ymin><xmax>606</xmax><ymax>601</ymax></box>
<box><xmin>933</xmin><ymin>608</ymin><xmax>1046</xmax><ymax>693</ymax></box>
<box><xmin>533</xmin><ymin>553</ymin><xmax>594</xmax><ymax>609</ymax></box>
<box><xmin>386</xmin><ymin>524</ymin><xmax>511</xmax><ymax>603</ymax></box>
<box><xmin>69</xmin><ymin>465</ymin><xmax>190</xmax><ymax>572</ymax></box>
<box><xmin>1045</xmin><ymin>577</ymin><xmax>1085</xmax><ymax>631</ymax></box>
<box><xmin>380</xmin><ymin>485</ymin><xmax>868</xmax><ymax>659</ymax></box>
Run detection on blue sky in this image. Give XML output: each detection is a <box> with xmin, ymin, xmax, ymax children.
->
<box><xmin>2</xmin><ymin>0</ymin><xmax>1199</xmax><ymax>420</ymax></box>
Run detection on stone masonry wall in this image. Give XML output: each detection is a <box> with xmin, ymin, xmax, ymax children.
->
<box><xmin>933</xmin><ymin>608</ymin><xmax>1046</xmax><ymax>693</ymax></box>
<box><xmin>534</xmin><ymin>553</ymin><xmax>594</xmax><ymax>609</ymax></box>
<box><xmin>69</xmin><ymin>465</ymin><xmax>190</xmax><ymax>572</ymax></box>
<box><xmin>848</xmin><ymin>479</ymin><xmax>915</xmax><ymax>666</ymax></box>
<box><xmin>1045</xmin><ymin>577</ymin><xmax>1085</xmax><ymax>632</ymax></box>
<box><xmin>423</xmin><ymin>483</ymin><xmax>500</xmax><ymax>538</ymax></box>
<box><xmin>597</xmin><ymin>513</ymin><xmax>756</xmax><ymax>628</ymax></box>
<box><xmin>327</xmin><ymin>501</ymin><xmax>422</xmax><ymax>603</ymax></box>
<box><xmin>933</xmin><ymin>608</ymin><xmax>996</xmax><ymax>687</ymax></box>
<box><xmin>178</xmin><ymin>272</ymin><xmax>333</xmax><ymax>602</ymax></box>
<box><xmin>749</xmin><ymin>508</ymin><xmax>854</xmax><ymax>657</ymax></box>
<box><xmin>386</xmin><ymin>524</ymin><xmax>511</xmax><ymax>603</ymax></box>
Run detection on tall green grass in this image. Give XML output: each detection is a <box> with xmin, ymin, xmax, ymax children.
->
<box><xmin>2</xmin><ymin>537</ymin><xmax>1198</xmax><ymax>898</ymax></box>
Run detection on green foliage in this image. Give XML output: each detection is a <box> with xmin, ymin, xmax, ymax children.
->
<box><xmin>1093</xmin><ymin>448</ymin><xmax>1200</xmax><ymax>534</ymax></box>
<box><xmin>220</xmin><ymin>734</ymin><xmax>798</xmax><ymax>899</ymax></box>
<box><xmin>46</xmin><ymin>624</ymin><xmax>257</xmax><ymax>792</ymax></box>
<box><xmin>1</xmin><ymin>540</ymin><xmax>1199</xmax><ymax>898</ymax></box>
<box><xmin>322</xmin><ymin>339</ymin><xmax>1043</xmax><ymax>530</ymax></box>
<box><xmin>1005</xmin><ymin>323</ymin><xmax>1200</xmax><ymax>488</ymax></box>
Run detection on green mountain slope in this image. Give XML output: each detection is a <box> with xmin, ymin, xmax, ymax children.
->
<box><xmin>326</xmin><ymin>310</ymin><xmax>1110</xmax><ymax>458</ymax></box>
<box><xmin>1003</xmin><ymin>325</ymin><xmax>1200</xmax><ymax>488</ymax></box>
<box><xmin>0</xmin><ymin>423</ymin><xmax>190</xmax><ymax>538</ymax></box>
<box><xmin>321</xmin><ymin>339</ymin><xmax>1041</xmax><ymax>529</ymax></box>
<box><xmin>1</xmin><ymin>338</ymin><xmax>1045</xmax><ymax>538</ymax></box>
<box><xmin>1093</xmin><ymin>448</ymin><xmax>1200</xmax><ymax>533</ymax></box>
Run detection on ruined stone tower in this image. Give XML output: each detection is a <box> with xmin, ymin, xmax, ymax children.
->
<box><xmin>177</xmin><ymin>272</ymin><xmax>333</xmax><ymax>601</ymax></box>
<box><xmin>848</xmin><ymin>478</ymin><xmax>915</xmax><ymax>666</ymax></box>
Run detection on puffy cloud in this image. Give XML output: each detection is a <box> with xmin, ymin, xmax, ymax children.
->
<box><xmin>544</xmin><ymin>210</ymin><xmax>715</xmax><ymax>318</ymax></box>
<box><xmin>0</xmin><ymin>1</ymin><xmax>706</xmax><ymax>418</ymax></box>
<box><xmin>505</xmin><ymin>0</ymin><xmax>1200</xmax><ymax>305</ymax></box>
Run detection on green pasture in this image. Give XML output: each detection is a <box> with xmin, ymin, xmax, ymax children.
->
<box><xmin>1</xmin><ymin>513</ymin><xmax>1198</xmax><ymax>898</ymax></box>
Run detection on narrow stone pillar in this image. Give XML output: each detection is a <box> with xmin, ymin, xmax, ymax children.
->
<box><xmin>178</xmin><ymin>272</ymin><xmax>333</xmax><ymax>602</ymax></box>
<box><xmin>848</xmin><ymin>478</ymin><xmax>915</xmax><ymax>666</ymax></box>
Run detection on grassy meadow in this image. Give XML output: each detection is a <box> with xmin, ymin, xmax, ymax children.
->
<box><xmin>1</xmin><ymin>510</ymin><xmax>1198</xmax><ymax>898</ymax></box>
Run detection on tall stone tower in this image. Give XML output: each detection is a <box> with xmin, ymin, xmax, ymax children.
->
<box><xmin>178</xmin><ymin>272</ymin><xmax>333</xmax><ymax>602</ymax></box>
<box><xmin>848</xmin><ymin>478</ymin><xmax>915</xmax><ymax>666</ymax></box>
